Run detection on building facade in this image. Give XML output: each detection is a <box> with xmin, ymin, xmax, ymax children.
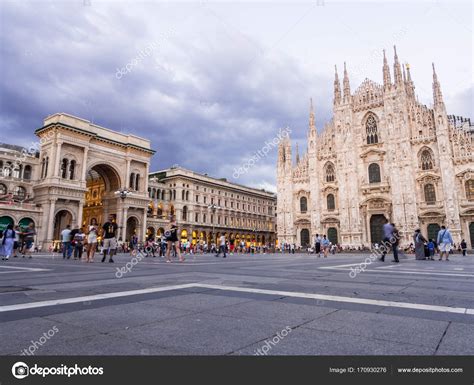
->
<box><xmin>0</xmin><ymin>113</ymin><xmax>276</xmax><ymax>249</ymax></box>
<box><xmin>277</xmin><ymin>48</ymin><xmax>474</xmax><ymax>249</ymax></box>
<box><xmin>146</xmin><ymin>167</ymin><xmax>276</xmax><ymax>247</ymax></box>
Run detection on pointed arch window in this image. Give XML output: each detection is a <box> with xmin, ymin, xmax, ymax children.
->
<box><xmin>424</xmin><ymin>184</ymin><xmax>436</xmax><ymax>204</ymax></box>
<box><xmin>366</xmin><ymin>114</ymin><xmax>379</xmax><ymax>144</ymax></box>
<box><xmin>420</xmin><ymin>149</ymin><xmax>434</xmax><ymax>170</ymax></box>
<box><xmin>325</xmin><ymin>163</ymin><xmax>335</xmax><ymax>183</ymax></box>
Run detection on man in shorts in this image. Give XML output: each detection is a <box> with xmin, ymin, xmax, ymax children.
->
<box><xmin>101</xmin><ymin>215</ymin><xmax>118</xmax><ymax>263</ymax></box>
<box><xmin>437</xmin><ymin>225</ymin><xmax>453</xmax><ymax>261</ymax></box>
<box><xmin>22</xmin><ymin>223</ymin><xmax>36</xmax><ymax>259</ymax></box>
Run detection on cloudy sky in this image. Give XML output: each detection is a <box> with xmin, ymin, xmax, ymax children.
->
<box><xmin>0</xmin><ymin>0</ymin><xmax>472</xmax><ymax>192</ymax></box>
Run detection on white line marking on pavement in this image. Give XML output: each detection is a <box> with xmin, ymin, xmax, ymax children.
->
<box><xmin>0</xmin><ymin>283</ymin><xmax>196</xmax><ymax>312</ymax></box>
<box><xmin>319</xmin><ymin>263</ymin><xmax>375</xmax><ymax>269</ymax></box>
<box><xmin>195</xmin><ymin>284</ymin><xmax>473</xmax><ymax>315</ymax></box>
<box><xmin>0</xmin><ymin>265</ymin><xmax>50</xmax><ymax>272</ymax></box>
<box><xmin>1</xmin><ymin>283</ymin><xmax>473</xmax><ymax>315</ymax></box>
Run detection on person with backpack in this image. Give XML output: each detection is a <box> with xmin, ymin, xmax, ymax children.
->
<box><xmin>2</xmin><ymin>224</ymin><xmax>15</xmax><ymax>261</ymax></box>
<box><xmin>460</xmin><ymin>239</ymin><xmax>467</xmax><ymax>257</ymax></box>
<box><xmin>437</xmin><ymin>226</ymin><xmax>454</xmax><ymax>261</ymax></box>
<box><xmin>73</xmin><ymin>227</ymin><xmax>85</xmax><ymax>260</ymax></box>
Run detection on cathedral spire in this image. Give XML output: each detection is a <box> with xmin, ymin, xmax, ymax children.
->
<box><xmin>333</xmin><ymin>65</ymin><xmax>341</xmax><ymax>105</ymax></box>
<box><xmin>402</xmin><ymin>63</ymin><xmax>406</xmax><ymax>83</ymax></box>
<box><xmin>382</xmin><ymin>49</ymin><xmax>391</xmax><ymax>91</ymax></box>
<box><xmin>432</xmin><ymin>62</ymin><xmax>445</xmax><ymax>109</ymax></box>
<box><xmin>309</xmin><ymin>97</ymin><xmax>315</xmax><ymax>129</ymax></box>
<box><xmin>343</xmin><ymin>62</ymin><xmax>351</xmax><ymax>103</ymax></box>
<box><xmin>393</xmin><ymin>45</ymin><xmax>403</xmax><ymax>87</ymax></box>
<box><xmin>295</xmin><ymin>142</ymin><xmax>300</xmax><ymax>164</ymax></box>
<box><xmin>405</xmin><ymin>62</ymin><xmax>415</xmax><ymax>99</ymax></box>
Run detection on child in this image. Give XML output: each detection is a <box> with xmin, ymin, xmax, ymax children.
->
<box><xmin>427</xmin><ymin>239</ymin><xmax>435</xmax><ymax>261</ymax></box>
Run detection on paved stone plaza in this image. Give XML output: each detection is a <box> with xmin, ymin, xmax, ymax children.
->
<box><xmin>1</xmin><ymin>252</ymin><xmax>473</xmax><ymax>356</ymax></box>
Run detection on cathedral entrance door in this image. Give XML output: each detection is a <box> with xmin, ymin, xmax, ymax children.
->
<box><xmin>300</xmin><ymin>228</ymin><xmax>310</xmax><ymax>247</ymax></box>
<box><xmin>469</xmin><ymin>222</ymin><xmax>474</xmax><ymax>249</ymax></box>
<box><xmin>369</xmin><ymin>214</ymin><xmax>386</xmax><ymax>245</ymax></box>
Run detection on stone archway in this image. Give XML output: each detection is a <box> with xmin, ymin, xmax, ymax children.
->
<box><xmin>126</xmin><ymin>216</ymin><xmax>139</xmax><ymax>242</ymax></box>
<box><xmin>83</xmin><ymin>164</ymin><xmax>122</xmax><ymax>230</ymax></box>
<box><xmin>53</xmin><ymin>210</ymin><xmax>73</xmax><ymax>240</ymax></box>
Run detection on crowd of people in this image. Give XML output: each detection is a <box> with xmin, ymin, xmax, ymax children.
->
<box><xmin>0</xmin><ymin>222</ymin><xmax>36</xmax><ymax>260</ymax></box>
<box><xmin>55</xmin><ymin>215</ymin><xmax>276</xmax><ymax>264</ymax></box>
<box><xmin>3</xmin><ymin>215</ymin><xmax>470</xmax><ymax>263</ymax></box>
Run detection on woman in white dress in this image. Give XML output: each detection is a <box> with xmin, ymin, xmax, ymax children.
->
<box><xmin>2</xmin><ymin>224</ymin><xmax>15</xmax><ymax>261</ymax></box>
<box><xmin>86</xmin><ymin>219</ymin><xmax>98</xmax><ymax>263</ymax></box>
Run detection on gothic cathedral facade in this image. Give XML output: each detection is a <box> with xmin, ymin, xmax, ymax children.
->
<box><xmin>277</xmin><ymin>47</ymin><xmax>474</xmax><ymax>249</ymax></box>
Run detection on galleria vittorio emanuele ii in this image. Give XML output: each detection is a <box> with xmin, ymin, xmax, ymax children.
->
<box><xmin>277</xmin><ymin>47</ymin><xmax>473</xmax><ymax>249</ymax></box>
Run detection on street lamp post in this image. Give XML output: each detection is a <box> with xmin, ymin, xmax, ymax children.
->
<box><xmin>208</xmin><ymin>204</ymin><xmax>217</xmax><ymax>245</ymax></box>
<box><xmin>115</xmin><ymin>188</ymin><xmax>131</xmax><ymax>241</ymax></box>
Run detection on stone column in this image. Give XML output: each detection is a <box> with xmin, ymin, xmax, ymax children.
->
<box><xmin>81</xmin><ymin>147</ymin><xmax>89</xmax><ymax>181</ymax></box>
<box><xmin>46</xmin><ymin>198</ymin><xmax>57</xmax><ymax>241</ymax></box>
<box><xmin>77</xmin><ymin>201</ymin><xmax>84</xmax><ymax>229</ymax></box>
<box><xmin>121</xmin><ymin>206</ymin><xmax>128</xmax><ymax>241</ymax></box>
<box><xmin>125</xmin><ymin>158</ymin><xmax>131</xmax><ymax>189</ymax></box>
<box><xmin>53</xmin><ymin>141</ymin><xmax>63</xmax><ymax>178</ymax></box>
<box><xmin>141</xmin><ymin>208</ymin><xmax>147</xmax><ymax>241</ymax></box>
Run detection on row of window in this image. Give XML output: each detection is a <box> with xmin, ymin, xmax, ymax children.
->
<box><xmin>0</xmin><ymin>161</ymin><xmax>32</xmax><ymax>180</ymax></box>
<box><xmin>179</xmin><ymin>207</ymin><xmax>270</xmax><ymax>229</ymax></box>
<box><xmin>300</xmin><ymin>194</ymin><xmax>335</xmax><ymax>213</ymax></box>
<box><xmin>322</xmin><ymin>148</ymin><xmax>436</xmax><ymax>184</ymax></box>
<box><xmin>298</xmin><ymin>180</ymin><xmax>474</xmax><ymax>212</ymax></box>
<box><xmin>0</xmin><ymin>184</ymin><xmax>27</xmax><ymax>200</ymax></box>
<box><xmin>148</xmin><ymin>187</ymin><xmax>273</xmax><ymax>214</ymax></box>
<box><xmin>129</xmin><ymin>173</ymin><xmax>140</xmax><ymax>191</ymax></box>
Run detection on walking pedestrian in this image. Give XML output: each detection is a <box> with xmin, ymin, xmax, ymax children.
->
<box><xmin>22</xmin><ymin>223</ymin><xmax>36</xmax><ymax>259</ymax></box>
<box><xmin>61</xmin><ymin>224</ymin><xmax>72</xmax><ymax>259</ymax></box>
<box><xmin>165</xmin><ymin>217</ymin><xmax>184</xmax><ymax>263</ymax></box>
<box><xmin>460</xmin><ymin>239</ymin><xmax>467</xmax><ymax>256</ymax></box>
<box><xmin>314</xmin><ymin>234</ymin><xmax>321</xmax><ymax>257</ymax></box>
<box><xmin>13</xmin><ymin>225</ymin><xmax>20</xmax><ymax>258</ymax></box>
<box><xmin>391</xmin><ymin>223</ymin><xmax>400</xmax><ymax>263</ymax></box>
<box><xmin>73</xmin><ymin>228</ymin><xmax>85</xmax><ymax>260</ymax></box>
<box><xmin>321</xmin><ymin>235</ymin><xmax>330</xmax><ymax>258</ymax></box>
<box><xmin>380</xmin><ymin>220</ymin><xmax>393</xmax><ymax>262</ymax></box>
<box><xmin>215</xmin><ymin>234</ymin><xmax>227</xmax><ymax>258</ymax></box>
<box><xmin>101</xmin><ymin>215</ymin><xmax>118</xmax><ymax>263</ymax></box>
<box><xmin>437</xmin><ymin>226</ymin><xmax>453</xmax><ymax>261</ymax></box>
<box><xmin>2</xmin><ymin>224</ymin><xmax>15</xmax><ymax>261</ymax></box>
<box><xmin>427</xmin><ymin>239</ymin><xmax>435</xmax><ymax>260</ymax></box>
